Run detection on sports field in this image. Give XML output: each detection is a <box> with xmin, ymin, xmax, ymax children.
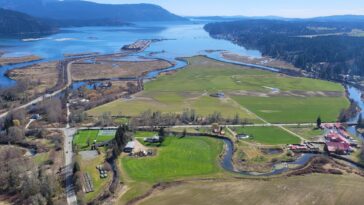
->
<box><xmin>121</xmin><ymin>136</ymin><xmax>223</xmax><ymax>182</ymax></box>
<box><xmin>73</xmin><ymin>130</ymin><xmax>116</xmax><ymax>150</ymax></box>
<box><xmin>233</xmin><ymin>126</ymin><xmax>301</xmax><ymax>145</ymax></box>
<box><xmin>88</xmin><ymin>56</ymin><xmax>349</xmax><ymax>123</ymax></box>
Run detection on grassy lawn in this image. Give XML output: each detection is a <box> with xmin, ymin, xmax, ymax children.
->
<box><xmin>33</xmin><ymin>152</ymin><xmax>50</xmax><ymax>165</ymax></box>
<box><xmin>233</xmin><ymin>126</ymin><xmax>300</xmax><ymax>145</ymax></box>
<box><xmin>88</xmin><ymin>56</ymin><xmax>348</xmax><ymax>123</ymax></box>
<box><xmin>138</xmin><ymin>174</ymin><xmax>364</xmax><ymax>205</ymax></box>
<box><xmin>134</xmin><ymin>131</ymin><xmax>158</xmax><ymax>138</ymax></box>
<box><xmin>285</xmin><ymin>126</ymin><xmax>324</xmax><ymax>141</ymax></box>
<box><xmin>79</xmin><ymin>154</ymin><xmax>111</xmax><ymax>202</ymax></box>
<box><xmin>114</xmin><ymin>117</ymin><xmax>129</xmax><ymax>124</ymax></box>
<box><xmin>73</xmin><ymin>130</ymin><xmax>115</xmax><ymax>150</ymax></box>
<box><xmin>121</xmin><ymin>136</ymin><xmax>223</xmax><ymax>182</ymax></box>
<box><xmin>232</xmin><ymin>96</ymin><xmax>349</xmax><ymax>123</ymax></box>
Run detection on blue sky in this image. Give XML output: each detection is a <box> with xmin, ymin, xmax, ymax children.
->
<box><xmin>89</xmin><ymin>0</ymin><xmax>364</xmax><ymax>17</ymax></box>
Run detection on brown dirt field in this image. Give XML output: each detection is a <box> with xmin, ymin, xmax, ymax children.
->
<box><xmin>136</xmin><ymin>174</ymin><xmax>364</xmax><ymax>205</ymax></box>
<box><xmin>7</xmin><ymin>62</ymin><xmax>59</xmax><ymax>97</ymax></box>
<box><xmin>222</xmin><ymin>52</ymin><xmax>300</xmax><ymax>71</ymax></box>
<box><xmin>71</xmin><ymin>59</ymin><xmax>172</xmax><ymax>81</ymax></box>
<box><xmin>0</xmin><ymin>55</ymin><xmax>41</xmax><ymax>66</ymax></box>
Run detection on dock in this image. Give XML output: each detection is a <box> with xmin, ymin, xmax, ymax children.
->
<box><xmin>121</xmin><ymin>40</ymin><xmax>152</xmax><ymax>52</ymax></box>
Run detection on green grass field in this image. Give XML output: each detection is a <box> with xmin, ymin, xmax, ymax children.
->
<box><xmin>134</xmin><ymin>131</ymin><xmax>158</xmax><ymax>138</ymax></box>
<box><xmin>232</xmin><ymin>96</ymin><xmax>349</xmax><ymax>123</ymax></box>
<box><xmin>233</xmin><ymin>126</ymin><xmax>301</xmax><ymax>145</ymax></box>
<box><xmin>88</xmin><ymin>56</ymin><xmax>348</xmax><ymax>123</ymax></box>
<box><xmin>73</xmin><ymin>130</ymin><xmax>115</xmax><ymax>150</ymax></box>
<box><xmin>121</xmin><ymin>137</ymin><xmax>223</xmax><ymax>182</ymax></box>
<box><xmin>285</xmin><ymin>126</ymin><xmax>324</xmax><ymax>141</ymax></box>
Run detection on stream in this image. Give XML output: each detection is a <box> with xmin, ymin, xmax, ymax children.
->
<box><xmin>218</xmin><ymin>85</ymin><xmax>364</xmax><ymax>176</ymax></box>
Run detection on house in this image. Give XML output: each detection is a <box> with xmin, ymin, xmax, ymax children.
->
<box><xmin>326</xmin><ymin>131</ymin><xmax>350</xmax><ymax>145</ymax></box>
<box><xmin>123</xmin><ymin>141</ymin><xmax>135</xmax><ymax>153</ymax></box>
<box><xmin>325</xmin><ymin>142</ymin><xmax>350</xmax><ymax>155</ymax></box>
<box><xmin>338</xmin><ymin>129</ymin><xmax>350</xmax><ymax>139</ymax></box>
<box><xmin>144</xmin><ymin>135</ymin><xmax>161</xmax><ymax>143</ymax></box>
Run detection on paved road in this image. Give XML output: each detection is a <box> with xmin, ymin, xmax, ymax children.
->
<box><xmin>25</xmin><ymin>119</ymin><xmax>35</xmax><ymax>129</ymax></box>
<box><xmin>62</xmin><ymin>128</ymin><xmax>77</xmax><ymax>205</ymax></box>
<box><xmin>73</xmin><ymin>123</ymin><xmax>316</xmax><ymax>131</ymax></box>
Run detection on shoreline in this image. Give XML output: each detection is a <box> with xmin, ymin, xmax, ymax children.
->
<box><xmin>0</xmin><ymin>55</ymin><xmax>43</xmax><ymax>67</ymax></box>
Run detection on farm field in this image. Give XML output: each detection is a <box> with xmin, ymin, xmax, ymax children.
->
<box><xmin>232</xmin><ymin>126</ymin><xmax>301</xmax><ymax>145</ymax></box>
<box><xmin>232</xmin><ymin>95</ymin><xmax>349</xmax><ymax>123</ymax></box>
<box><xmin>88</xmin><ymin>56</ymin><xmax>348</xmax><ymax>123</ymax></box>
<box><xmin>138</xmin><ymin>174</ymin><xmax>364</xmax><ymax>205</ymax></box>
<box><xmin>121</xmin><ymin>136</ymin><xmax>224</xmax><ymax>182</ymax></box>
<box><xmin>88</xmin><ymin>91</ymin><xmax>257</xmax><ymax>120</ymax></box>
<box><xmin>73</xmin><ymin>130</ymin><xmax>116</xmax><ymax>150</ymax></box>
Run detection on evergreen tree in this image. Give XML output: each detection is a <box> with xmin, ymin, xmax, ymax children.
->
<box><xmin>316</xmin><ymin>116</ymin><xmax>322</xmax><ymax>128</ymax></box>
<box><xmin>158</xmin><ymin>127</ymin><xmax>165</xmax><ymax>142</ymax></box>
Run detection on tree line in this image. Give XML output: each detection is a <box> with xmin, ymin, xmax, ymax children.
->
<box><xmin>204</xmin><ymin>19</ymin><xmax>364</xmax><ymax>80</ymax></box>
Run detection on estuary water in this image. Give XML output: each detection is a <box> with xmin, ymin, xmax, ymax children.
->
<box><xmin>0</xmin><ymin>21</ymin><xmax>261</xmax><ymax>87</ymax></box>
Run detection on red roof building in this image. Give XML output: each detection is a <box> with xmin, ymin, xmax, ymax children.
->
<box><xmin>326</xmin><ymin>132</ymin><xmax>350</xmax><ymax>145</ymax></box>
<box><xmin>325</xmin><ymin>142</ymin><xmax>350</xmax><ymax>154</ymax></box>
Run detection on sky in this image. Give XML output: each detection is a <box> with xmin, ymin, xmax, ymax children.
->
<box><xmin>89</xmin><ymin>0</ymin><xmax>364</xmax><ymax>17</ymax></box>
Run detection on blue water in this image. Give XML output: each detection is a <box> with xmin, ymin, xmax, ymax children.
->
<box><xmin>346</xmin><ymin>86</ymin><xmax>364</xmax><ymax>140</ymax></box>
<box><xmin>0</xmin><ymin>21</ymin><xmax>261</xmax><ymax>87</ymax></box>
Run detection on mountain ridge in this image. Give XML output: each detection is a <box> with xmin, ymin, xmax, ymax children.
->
<box><xmin>0</xmin><ymin>8</ymin><xmax>57</xmax><ymax>37</ymax></box>
<box><xmin>0</xmin><ymin>0</ymin><xmax>187</xmax><ymax>22</ymax></box>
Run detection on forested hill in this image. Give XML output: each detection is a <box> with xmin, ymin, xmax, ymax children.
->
<box><xmin>204</xmin><ymin>20</ymin><xmax>364</xmax><ymax>80</ymax></box>
<box><xmin>0</xmin><ymin>0</ymin><xmax>187</xmax><ymax>22</ymax></box>
<box><xmin>0</xmin><ymin>8</ymin><xmax>57</xmax><ymax>37</ymax></box>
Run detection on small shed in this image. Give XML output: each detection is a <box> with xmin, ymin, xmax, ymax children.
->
<box><xmin>144</xmin><ymin>135</ymin><xmax>161</xmax><ymax>143</ymax></box>
<box><xmin>124</xmin><ymin>141</ymin><xmax>135</xmax><ymax>153</ymax></box>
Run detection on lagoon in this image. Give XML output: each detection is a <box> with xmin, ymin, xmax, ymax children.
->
<box><xmin>0</xmin><ymin>21</ymin><xmax>261</xmax><ymax>87</ymax></box>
